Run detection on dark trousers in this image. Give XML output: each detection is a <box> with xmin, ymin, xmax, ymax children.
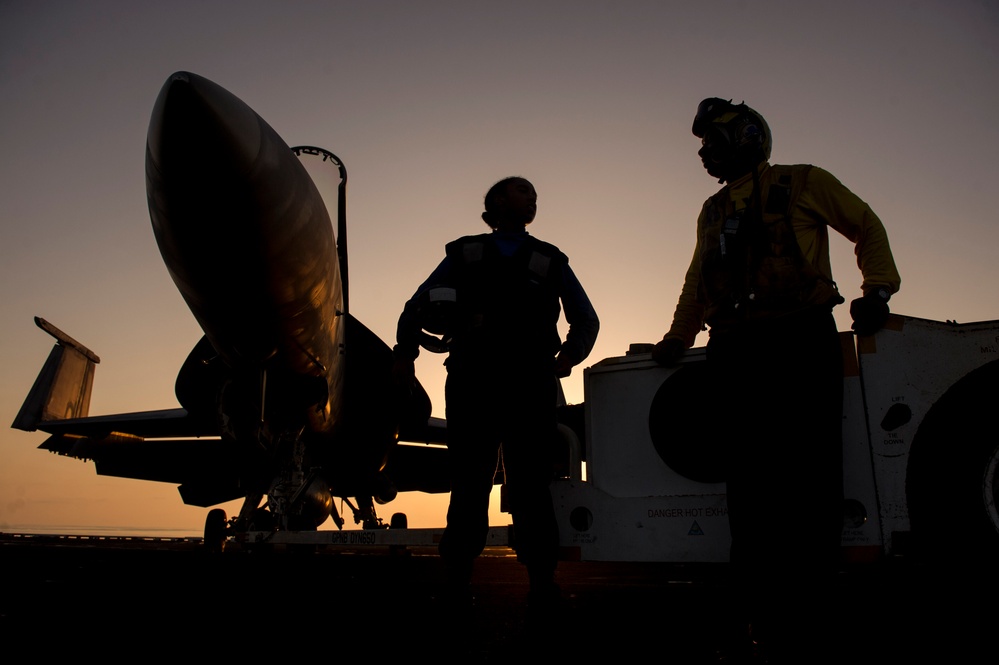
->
<box><xmin>439</xmin><ymin>358</ymin><xmax>560</xmax><ymax>589</ymax></box>
<box><xmin>707</xmin><ymin>309</ymin><xmax>844</xmax><ymax>653</ymax></box>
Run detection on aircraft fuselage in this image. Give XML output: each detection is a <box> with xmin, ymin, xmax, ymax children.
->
<box><xmin>146</xmin><ymin>72</ymin><xmax>343</xmax><ymax>437</ymax></box>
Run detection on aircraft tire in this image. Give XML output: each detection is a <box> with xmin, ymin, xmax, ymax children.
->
<box><xmin>907</xmin><ymin>360</ymin><xmax>999</xmax><ymax>565</ymax></box>
<box><xmin>390</xmin><ymin>513</ymin><xmax>408</xmax><ymax>529</ymax></box>
<box><xmin>204</xmin><ymin>508</ymin><xmax>228</xmax><ymax>554</ymax></box>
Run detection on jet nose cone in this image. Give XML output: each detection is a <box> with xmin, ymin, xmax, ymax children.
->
<box><xmin>146</xmin><ymin>71</ymin><xmax>262</xmax><ymax>182</ymax></box>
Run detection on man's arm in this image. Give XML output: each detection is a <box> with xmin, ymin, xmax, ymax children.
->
<box><xmin>798</xmin><ymin>167</ymin><xmax>900</xmax><ymax>334</ymax></box>
<box><xmin>555</xmin><ymin>262</ymin><xmax>599</xmax><ymax>377</ymax></box>
<box><xmin>663</xmin><ymin>244</ymin><xmax>706</xmax><ymax>349</ymax></box>
<box><xmin>394</xmin><ymin>256</ymin><xmax>452</xmax><ymax>363</ymax></box>
<box><xmin>799</xmin><ymin>167</ymin><xmax>901</xmax><ymax>296</ymax></box>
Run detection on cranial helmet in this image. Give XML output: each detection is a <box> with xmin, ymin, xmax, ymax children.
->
<box><xmin>415</xmin><ymin>285</ymin><xmax>457</xmax><ymax>354</ymax></box>
<box><xmin>692</xmin><ymin>98</ymin><xmax>772</xmax><ymax>163</ymax></box>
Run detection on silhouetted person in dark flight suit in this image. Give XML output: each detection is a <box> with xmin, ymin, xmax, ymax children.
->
<box><xmin>394</xmin><ymin>176</ymin><xmax>598</xmax><ymax>614</ymax></box>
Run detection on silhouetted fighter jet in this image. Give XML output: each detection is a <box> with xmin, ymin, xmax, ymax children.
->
<box><xmin>13</xmin><ymin>72</ymin><xmax>449</xmax><ymax>537</ymax></box>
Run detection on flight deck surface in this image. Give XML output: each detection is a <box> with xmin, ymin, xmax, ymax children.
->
<box><xmin>1</xmin><ymin>533</ymin><xmax>990</xmax><ymax>662</ymax></box>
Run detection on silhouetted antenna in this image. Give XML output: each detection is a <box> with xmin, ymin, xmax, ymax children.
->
<box><xmin>292</xmin><ymin>146</ymin><xmax>349</xmax><ymax>314</ymax></box>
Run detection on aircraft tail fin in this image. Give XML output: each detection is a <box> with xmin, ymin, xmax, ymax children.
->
<box><xmin>12</xmin><ymin>317</ymin><xmax>101</xmax><ymax>432</ymax></box>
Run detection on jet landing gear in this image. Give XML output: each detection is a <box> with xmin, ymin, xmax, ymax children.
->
<box><xmin>340</xmin><ymin>495</ymin><xmax>407</xmax><ymax>531</ymax></box>
<box><xmin>206</xmin><ymin>492</ymin><xmax>411</xmax><ymax>553</ymax></box>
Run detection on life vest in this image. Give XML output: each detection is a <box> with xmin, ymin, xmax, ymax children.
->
<box><xmin>698</xmin><ymin>164</ymin><xmax>843</xmax><ymax>327</ymax></box>
<box><xmin>444</xmin><ymin>233</ymin><xmax>564</xmax><ymax>361</ymax></box>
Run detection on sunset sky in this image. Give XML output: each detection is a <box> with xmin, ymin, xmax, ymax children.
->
<box><xmin>2</xmin><ymin>1</ymin><xmax>997</xmax><ymax>535</ymax></box>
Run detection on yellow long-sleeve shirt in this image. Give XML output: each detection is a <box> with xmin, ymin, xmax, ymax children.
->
<box><xmin>665</xmin><ymin>162</ymin><xmax>901</xmax><ymax>346</ymax></box>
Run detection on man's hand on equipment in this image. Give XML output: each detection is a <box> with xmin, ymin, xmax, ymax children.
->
<box><xmin>850</xmin><ymin>288</ymin><xmax>891</xmax><ymax>336</ymax></box>
<box><xmin>652</xmin><ymin>336</ymin><xmax>686</xmax><ymax>366</ymax></box>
